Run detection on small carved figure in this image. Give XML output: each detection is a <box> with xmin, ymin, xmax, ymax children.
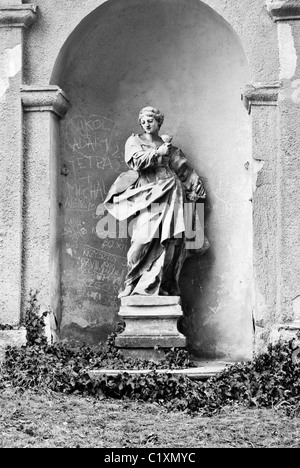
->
<box><xmin>104</xmin><ymin>106</ymin><xmax>206</xmax><ymax>298</ymax></box>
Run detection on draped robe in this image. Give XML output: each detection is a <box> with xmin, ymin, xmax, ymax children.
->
<box><xmin>104</xmin><ymin>134</ymin><xmax>206</xmax><ymax>296</ymax></box>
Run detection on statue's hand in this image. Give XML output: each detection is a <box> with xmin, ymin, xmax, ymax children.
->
<box><xmin>156</xmin><ymin>143</ymin><xmax>171</xmax><ymax>157</ymax></box>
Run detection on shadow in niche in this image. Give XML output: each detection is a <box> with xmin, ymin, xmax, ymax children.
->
<box><xmin>179</xmin><ymin>198</ymin><xmax>216</xmax><ymax>359</ymax></box>
<box><xmin>60</xmin><ymin>322</ymin><xmax>114</xmax><ymax>346</ymax></box>
<box><xmin>51</xmin><ymin>0</ymin><xmax>252</xmax><ymax>359</ymax></box>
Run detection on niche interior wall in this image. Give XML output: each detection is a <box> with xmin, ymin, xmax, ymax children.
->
<box><xmin>51</xmin><ymin>0</ymin><xmax>253</xmax><ymax>359</ymax></box>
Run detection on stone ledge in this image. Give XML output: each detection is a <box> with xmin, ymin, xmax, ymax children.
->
<box><xmin>121</xmin><ymin>295</ymin><xmax>181</xmax><ymax>307</ymax></box>
<box><xmin>0</xmin><ymin>328</ymin><xmax>26</xmax><ymax>362</ymax></box>
<box><xmin>89</xmin><ymin>362</ymin><xmax>232</xmax><ymax>381</ymax></box>
<box><xmin>115</xmin><ymin>335</ymin><xmax>186</xmax><ymax>349</ymax></box>
<box><xmin>0</xmin><ymin>5</ymin><xmax>37</xmax><ymax>28</ymax></box>
<box><xmin>20</xmin><ymin>86</ymin><xmax>69</xmax><ymax>118</ymax></box>
<box><xmin>242</xmin><ymin>82</ymin><xmax>281</xmax><ymax>114</ymax></box>
<box><xmin>278</xmin><ymin>320</ymin><xmax>300</xmax><ymax>331</ymax></box>
<box><xmin>266</xmin><ymin>1</ymin><xmax>300</xmax><ymax>22</ymax></box>
<box><xmin>119</xmin><ymin>305</ymin><xmax>183</xmax><ymax>319</ymax></box>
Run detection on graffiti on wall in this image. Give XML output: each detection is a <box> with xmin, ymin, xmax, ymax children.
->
<box><xmin>66</xmin><ymin>115</ymin><xmax>123</xmax><ymax>171</ymax></box>
<box><xmin>61</xmin><ymin>115</ymin><xmax>129</xmax><ymax>321</ymax></box>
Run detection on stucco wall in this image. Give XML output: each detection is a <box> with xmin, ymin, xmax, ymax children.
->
<box><xmin>19</xmin><ymin>0</ymin><xmax>285</xmax><ymax>357</ymax></box>
<box><xmin>22</xmin><ymin>0</ymin><xmax>279</xmax><ymax>85</ymax></box>
<box><xmin>0</xmin><ymin>26</ymin><xmax>23</xmax><ymax>324</ymax></box>
<box><xmin>47</xmin><ymin>0</ymin><xmax>252</xmax><ymax>359</ymax></box>
<box><xmin>1</xmin><ymin>0</ymin><xmax>299</xmax><ymax>358</ymax></box>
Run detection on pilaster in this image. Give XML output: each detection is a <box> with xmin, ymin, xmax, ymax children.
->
<box><xmin>0</xmin><ymin>3</ymin><xmax>37</xmax><ymax>325</ymax></box>
<box><xmin>243</xmin><ymin>82</ymin><xmax>281</xmax><ymax>354</ymax></box>
<box><xmin>266</xmin><ymin>1</ymin><xmax>300</xmax><ymax>22</ymax></box>
<box><xmin>252</xmin><ymin>3</ymin><xmax>300</xmax><ymax>351</ymax></box>
<box><xmin>21</xmin><ymin>86</ymin><xmax>69</xmax><ymax>117</ymax></box>
<box><xmin>21</xmin><ymin>86</ymin><xmax>69</xmax><ymax>340</ymax></box>
<box><xmin>267</xmin><ymin>0</ymin><xmax>300</xmax><ymax>333</ymax></box>
<box><xmin>0</xmin><ymin>5</ymin><xmax>37</xmax><ymax>28</ymax></box>
<box><xmin>242</xmin><ymin>82</ymin><xmax>281</xmax><ymax>114</ymax></box>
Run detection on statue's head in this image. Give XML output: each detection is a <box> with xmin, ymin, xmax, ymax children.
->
<box><xmin>138</xmin><ymin>106</ymin><xmax>164</xmax><ymax>129</ymax></box>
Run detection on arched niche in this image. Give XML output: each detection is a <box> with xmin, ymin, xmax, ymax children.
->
<box><xmin>51</xmin><ymin>0</ymin><xmax>252</xmax><ymax>360</ymax></box>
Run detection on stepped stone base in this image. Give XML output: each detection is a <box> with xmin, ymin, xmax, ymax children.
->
<box><xmin>115</xmin><ymin>296</ymin><xmax>186</xmax><ymax>358</ymax></box>
<box><xmin>89</xmin><ymin>360</ymin><xmax>233</xmax><ymax>381</ymax></box>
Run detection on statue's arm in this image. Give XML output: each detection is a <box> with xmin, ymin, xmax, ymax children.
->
<box><xmin>185</xmin><ymin>169</ymin><xmax>206</xmax><ymax>201</ymax></box>
<box><xmin>125</xmin><ymin>136</ymin><xmax>157</xmax><ymax>171</ymax></box>
<box><xmin>169</xmin><ymin>147</ymin><xmax>206</xmax><ymax>201</ymax></box>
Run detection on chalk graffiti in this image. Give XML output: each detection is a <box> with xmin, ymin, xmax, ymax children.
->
<box><xmin>82</xmin><ymin>245</ymin><xmax>127</xmax><ymax>267</ymax></box>
<box><xmin>77</xmin><ymin>245</ymin><xmax>127</xmax><ymax>294</ymax></box>
<box><xmin>68</xmin><ymin>151</ymin><xmax>124</xmax><ymax>173</ymax></box>
<box><xmin>62</xmin><ymin>269</ymin><xmax>120</xmax><ymax>308</ymax></box>
<box><xmin>65</xmin><ymin>115</ymin><xmax>124</xmax><ymax>172</ymax></box>
<box><xmin>64</xmin><ymin>197</ymin><xmax>95</xmax><ymax>212</ymax></box>
<box><xmin>61</xmin><ymin>114</ymin><xmax>130</xmax><ymax>308</ymax></box>
<box><xmin>63</xmin><ymin>175</ymin><xmax>106</xmax><ymax>213</ymax></box>
<box><xmin>66</xmin><ymin>115</ymin><xmax>115</xmax><ymax>155</ymax></box>
<box><xmin>63</xmin><ymin>218</ymin><xmax>88</xmax><ymax>244</ymax></box>
<box><xmin>66</xmin><ymin>175</ymin><xmax>106</xmax><ymax>201</ymax></box>
<box><xmin>101</xmin><ymin>238</ymin><xmax>128</xmax><ymax>253</ymax></box>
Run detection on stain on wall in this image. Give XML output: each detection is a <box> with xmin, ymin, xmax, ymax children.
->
<box><xmin>0</xmin><ymin>25</ymin><xmax>24</xmax><ymax>325</ymax></box>
<box><xmin>0</xmin><ymin>44</ymin><xmax>21</xmax><ymax>99</ymax></box>
<box><xmin>55</xmin><ymin>0</ymin><xmax>253</xmax><ymax>359</ymax></box>
<box><xmin>278</xmin><ymin>23</ymin><xmax>297</xmax><ymax>80</ymax></box>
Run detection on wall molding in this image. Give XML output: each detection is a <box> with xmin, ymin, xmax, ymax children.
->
<box><xmin>242</xmin><ymin>82</ymin><xmax>281</xmax><ymax>114</ymax></box>
<box><xmin>266</xmin><ymin>1</ymin><xmax>300</xmax><ymax>22</ymax></box>
<box><xmin>0</xmin><ymin>5</ymin><xmax>38</xmax><ymax>28</ymax></box>
<box><xmin>20</xmin><ymin>86</ymin><xmax>69</xmax><ymax>118</ymax></box>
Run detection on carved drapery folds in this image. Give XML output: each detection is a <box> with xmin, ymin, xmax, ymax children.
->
<box><xmin>21</xmin><ymin>86</ymin><xmax>69</xmax><ymax>118</ymax></box>
<box><xmin>0</xmin><ymin>5</ymin><xmax>38</xmax><ymax>28</ymax></box>
<box><xmin>266</xmin><ymin>0</ymin><xmax>300</xmax><ymax>22</ymax></box>
<box><xmin>242</xmin><ymin>82</ymin><xmax>281</xmax><ymax>114</ymax></box>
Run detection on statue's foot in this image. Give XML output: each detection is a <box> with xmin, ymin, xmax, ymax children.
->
<box><xmin>118</xmin><ymin>286</ymin><xmax>134</xmax><ymax>299</ymax></box>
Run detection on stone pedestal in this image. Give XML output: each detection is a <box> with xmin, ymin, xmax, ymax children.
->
<box><xmin>115</xmin><ymin>296</ymin><xmax>186</xmax><ymax>359</ymax></box>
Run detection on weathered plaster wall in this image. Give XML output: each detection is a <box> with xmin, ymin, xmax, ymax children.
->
<box><xmin>0</xmin><ymin>27</ymin><xmax>23</xmax><ymax>324</ymax></box>
<box><xmin>46</xmin><ymin>0</ymin><xmax>253</xmax><ymax>359</ymax></box>
<box><xmin>254</xmin><ymin>2</ymin><xmax>300</xmax><ymax>350</ymax></box>
<box><xmin>5</xmin><ymin>0</ymin><xmax>296</xmax><ymax>356</ymax></box>
<box><xmin>22</xmin><ymin>110</ymin><xmax>53</xmax><ymax>316</ymax></box>
<box><xmin>277</xmin><ymin>19</ymin><xmax>300</xmax><ymax>323</ymax></box>
<box><xmin>22</xmin><ymin>0</ymin><xmax>279</xmax><ymax>85</ymax></box>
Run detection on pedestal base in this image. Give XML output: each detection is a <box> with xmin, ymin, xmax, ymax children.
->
<box><xmin>115</xmin><ymin>296</ymin><xmax>186</xmax><ymax>358</ymax></box>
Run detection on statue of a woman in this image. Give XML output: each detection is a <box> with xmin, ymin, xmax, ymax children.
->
<box><xmin>104</xmin><ymin>106</ymin><xmax>206</xmax><ymax>298</ymax></box>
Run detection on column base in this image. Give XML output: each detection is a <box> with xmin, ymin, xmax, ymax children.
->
<box><xmin>115</xmin><ymin>296</ymin><xmax>186</xmax><ymax>358</ymax></box>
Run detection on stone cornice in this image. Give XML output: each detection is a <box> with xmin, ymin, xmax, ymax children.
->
<box><xmin>20</xmin><ymin>86</ymin><xmax>69</xmax><ymax>119</ymax></box>
<box><xmin>0</xmin><ymin>5</ymin><xmax>38</xmax><ymax>28</ymax></box>
<box><xmin>242</xmin><ymin>82</ymin><xmax>281</xmax><ymax>114</ymax></box>
<box><xmin>266</xmin><ymin>1</ymin><xmax>300</xmax><ymax>22</ymax></box>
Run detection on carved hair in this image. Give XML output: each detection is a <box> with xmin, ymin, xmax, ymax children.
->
<box><xmin>138</xmin><ymin>106</ymin><xmax>164</xmax><ymax>129</ymax></box>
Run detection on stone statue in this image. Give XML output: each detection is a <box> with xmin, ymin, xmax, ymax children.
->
<box><xmin>104</xmin><ymin>106</ymin><xmax>206</xmax><ymax>298</ymax></box>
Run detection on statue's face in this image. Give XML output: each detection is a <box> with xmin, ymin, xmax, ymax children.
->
<box><xmin>140</xmin><ymin>115</ymin><xmax>159</xmax><ymax>134</ymax></box>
